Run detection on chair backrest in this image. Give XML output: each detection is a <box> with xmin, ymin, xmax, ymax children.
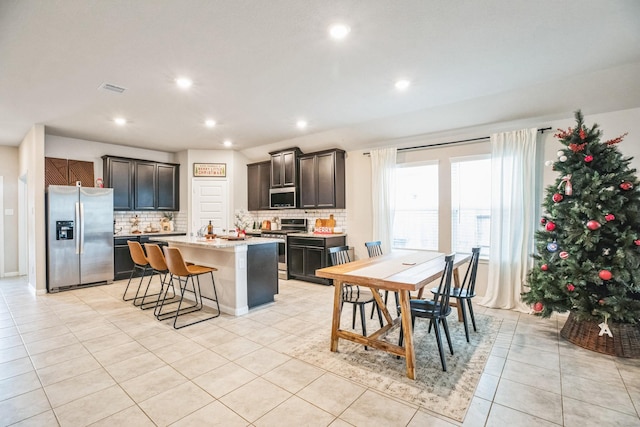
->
<box><xmin>432</xmin><ymin>253</ymin><xmax>455</xmax><ymax>316</ymax></box>
<box><xmin>328</xmin><ymin>246</ymin><xmax>352</xmax><ymax>266</ymax></box>
<box><xmin>461</xmin><ymin>247</ymin><xmax>481</xmax><ymax>295</ymax></box>
<box><xmin>127</xmin><ymin>240</ymin><xmax>148</xmax><ymax>266</ymax></box>
<box><xmin>162</xmin><ymin>246</ymin><xmax>191</xmax><ymax>277</ymax></box>
<box><xmin>364</xmin><ymin>241</ymin><xmax>383</xmax><ymax>258</ymax></box>
<box><xmin>145</xmin><ymin>243</ymin><xmax>168</xmax><ymax>272</ymax></box>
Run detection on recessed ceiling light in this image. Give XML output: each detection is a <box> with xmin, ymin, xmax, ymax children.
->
<box><xmin>205</xmin><ymin>119</ymin><xmax>216</xmax><ymax>128</ymax></box>
<box><xmin>395</xmin><ymin>79</ymin><xmax>411</xmax><ymax>91</ymax></box>
<box><xmin>296</xmin><ymin>120</ymin><xmax>308</xmax><ymax>130</ymax></box>
<box><xmin>114</xmin><ymin>117</ymin><xmax>127</xmax><ymax>126</ymax></box>
<box><xmin>175</xmin><ymin>77</ymin><xmax>193</xmax><ymax>89</ymax></box>
<box><xmin>329</xmin><ymin>24</ymin><xmax>351</xmax><ymax>40</ymax></box>
<box><xmin>223</xmin><ymin>140</ymin><xmax>233</xmax><ymax>147</ymax></box>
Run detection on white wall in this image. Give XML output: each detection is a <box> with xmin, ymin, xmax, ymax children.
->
<box><xmin>19</xmin><ymin>124</ymin><xmax>46</xmax><ymax>293</ymax></box>
<box><xmin>45</xmin><ymin>135</ymin><xmax>177</xmax><ymax>183</ymax></box>
<box><xmin>183</xmin><ymin>149</ymin><xmax>249</xmax><ymax>235</ymax></box>
<box><xmin>345</xmin><ymin>107</ymin><xmax>640</xmax><ymax>298</ymax></box>
<box><xmin>0</xmin><ymin>146</ymin><xmax>19</xmax><ymax>275</ymax></box>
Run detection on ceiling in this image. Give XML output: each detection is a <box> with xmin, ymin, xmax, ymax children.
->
<box><xmin>2</xmin><ymin>0</ymin><xmax>640</xmax><ymax>159</ymax></box>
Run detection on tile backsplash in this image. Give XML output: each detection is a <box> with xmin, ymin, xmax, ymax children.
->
<box><xmin>246</xmin><ymin>209</ymin><xmax>347</xmax><ymax>232</ymax></box>
<box><xmin>114</xmin><ymin>209</ymin><xmax>346</xmax><ymax>235</ymax></box>
<box><xmin>114</xmin><ymin>211</ymin><xmax>187</xmax><ymax>235</ymax></box>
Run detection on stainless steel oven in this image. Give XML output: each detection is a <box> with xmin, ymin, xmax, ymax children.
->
<box><xmin>262</xmin><ymin>218</ymin><xmax>307</xmax><ymax>280</ymax></box>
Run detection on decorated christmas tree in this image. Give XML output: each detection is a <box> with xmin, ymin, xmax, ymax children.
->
<box><xmin>523</xmin><ymin>111</ymin><xmax>640</xmax><ymax>356</ymax></box>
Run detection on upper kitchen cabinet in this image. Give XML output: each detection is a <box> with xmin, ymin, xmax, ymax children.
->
<box><xmin>247</xmin><ymin>161</ymin><xmax>270</xmax><ymax>211</ymax></box>
<box><xmin>156</xmin><ymin>163</ymin><xmax>180</xmax><ymax>210</ymax></box>
<box><xmin>299</xmin><ymin>149</ymin><xmax>345</xmax><ymax>209</ymax></box>
<box><xmin>103</xmin><ymin>156</ymin><xmax>179</xmax><ymax>211</ymax></box>
<box><xmin>270</xmin><ymin>147</ymin><xmax>302</xmax><ymax>188</ymax></box>
<box><xmin>134</xmin><ymin>160</ymin><xmax>156</xmax><ymax>210</ymax></box>
<box><xmin>103</xmin><ymin>156</ymin><xmax>134</xmax><ymax>210</ymax></box>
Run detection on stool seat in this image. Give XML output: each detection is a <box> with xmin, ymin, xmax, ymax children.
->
<box><xmin>157</xmin><ymin>246</ymin><xmax>221</xmax><ymax>329</ymax></box>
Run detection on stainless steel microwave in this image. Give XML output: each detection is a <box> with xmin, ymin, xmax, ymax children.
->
<box><xmin>270</xmin><ymin>187</ymin><xmax>297</xmax><ymax>209</ymax></box>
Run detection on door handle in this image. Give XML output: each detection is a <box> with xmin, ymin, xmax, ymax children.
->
<box><xmin>75</xmin><ymin>202</ymin><xmax>80</xmax><ymax>255</ymax></box>
<box><xmin>79</xmin><ymin>202</ymin><xmax>85</xmax><ymax>254</ymax></box>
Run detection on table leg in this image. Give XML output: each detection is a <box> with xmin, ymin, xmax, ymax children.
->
<box><xmin>399</xmin><ymin>290</ymin><xmax>416</xmax><ymax>380</ymax></box>
<box><xmin>330</xmin><ymin>279</ymin><xmax>344</xmax><ymax>352</ymax></box>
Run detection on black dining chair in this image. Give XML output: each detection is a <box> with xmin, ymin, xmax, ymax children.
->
<box><xmin>365</xmin><ymin>241</ymin><xmax>399</xmax><ymax>318</ymax></box>
<box><xmin>430</xmin><ymin>247</ymin><xmax>480</xmax><ymax>342</ymax></box>
<box><xmin>399</xmin><ymin>253</ymin><xmax>455</xmax><ymax>371</ymax></box>
<box><xmin>329</xmin><ymin>246</ymin><xmax>383</xmax><ymax>349</ymax></box>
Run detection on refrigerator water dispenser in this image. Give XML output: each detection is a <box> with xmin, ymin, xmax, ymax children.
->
<box><xmin>56</xmin><ymin>220</ymin><xmax>74</xmax><ymax>240</ymax></box>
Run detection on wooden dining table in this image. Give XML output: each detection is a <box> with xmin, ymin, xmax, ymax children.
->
<box><xmin>315</xmin><ymin>250</ymin><xmax>471</xmax><ymax>380</ymax></box>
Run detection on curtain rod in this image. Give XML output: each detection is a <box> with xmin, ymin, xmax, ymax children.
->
<box><xmin>363</xmin><ymin>127</ymin><xmax>552</xmax><ymax>155</ymax></box>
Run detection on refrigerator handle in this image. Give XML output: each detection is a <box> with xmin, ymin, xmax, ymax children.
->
<box><xmin>75</xmin><ymin>202</ymin><xmax>81</xmax><ymax>254</ymax></box>
<box><xmin>79</xmin><ymin>202</ymin><xmax>85</xmax><ymax>254</ymax></box>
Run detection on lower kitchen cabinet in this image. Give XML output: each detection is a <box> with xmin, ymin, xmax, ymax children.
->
<box><xmin>287</xmin><ymin>235</ymin><xmax>346</xmax><ymax>285</ymax></box>
<box><xmin>114</xmin><ymin>234</ymin><xmax>184</xmax><ymax>280</ymax></box>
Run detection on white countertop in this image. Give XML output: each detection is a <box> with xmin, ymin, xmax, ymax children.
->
<box><xmin>115</xmin><ymin>231</ymin><xmax>186</xmax><ymax>238</ymax></box>
<box><xmin>150</xmin><ymin>235</ymin><xmax>282</xmax><ymax>249</ymax></box>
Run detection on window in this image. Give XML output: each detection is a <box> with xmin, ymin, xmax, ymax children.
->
<box><xmin>451</xmin><ymin>156</ymin><xmax>491</xmax><ymax>256</ymax></box>
<box><xmin>393</xmin><ymin>163</ymin><xmax>438</xmax><ymax>250</ymax></box>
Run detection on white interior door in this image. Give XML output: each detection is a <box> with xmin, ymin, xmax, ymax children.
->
<box><xmin>192</xmin><ymin>179</ymin><xmax>228</xmax><ymax>234</ymax></box>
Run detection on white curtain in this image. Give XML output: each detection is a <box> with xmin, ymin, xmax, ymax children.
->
<box><xmin>370</xmin><ymin>147</ymin><xmax>397</xmax><ymax>254</ymax></box>
<box><xmin>481</xmin><ymin>128</ymin><xmax>538</xmax><ymax>312</ymax></box>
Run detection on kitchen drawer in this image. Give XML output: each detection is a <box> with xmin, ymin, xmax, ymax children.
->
<box><xmin>288</xmin><ymin>237</ymin><xmax>324</xmax><ymax>247</ymax></box>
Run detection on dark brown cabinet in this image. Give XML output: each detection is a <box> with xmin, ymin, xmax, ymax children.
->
<box><xmin>287</xmin><ymin>235</ymin><xmax>346</xmax><ymax>285</ymax></box>
<box><xmin>104</xmin><ymin>157</ymin><xmax>134</xmax><ymax>210</ymax></box>
<box><xmin>247</xmin><ymin>161</ymin><xmax>271</xmax><ymax>211</ymax></box>
<box><xmin>134</xmin><ymin>161</ymin><xmax>156</xmax><ymax>210</ymax></box>
<box><xmin>270</xmin><ymin>148</ymin><xmax>301</xmax><ymax>188</ymax></box>
<box><xmin>157</xmin><ymin>163</ymin><xmax>179</xmax><ymax>210</ymax></box>
<box><xmin>113</xmin><ymin>234</ymin><xmax>183</xmax><ymax>280</ymax></box>
<box><xmin>103</xmin><ymin>156</ymin><xmax>179</xmax><ymax>211</ymax></box>
<box><xmin>299</xmin><ymin>149</ymin><xmax>345</xmax><ymax>209</ymax></box>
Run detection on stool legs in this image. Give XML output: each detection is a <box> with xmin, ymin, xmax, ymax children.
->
<box><xmin>123</xmin><ymin>264</ymin><xmax>149</xmax><ymax>302</ymax></box>
<box><xmin>156</xmin><ymin>271</ymin><xmax>220</xmax><ymax>329</ymax></box>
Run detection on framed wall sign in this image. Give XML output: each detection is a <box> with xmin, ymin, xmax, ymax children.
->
<box><xmin>193</xmin><ymin>163</ymin><xmax>226</xmax><ymax>177</ymax></box>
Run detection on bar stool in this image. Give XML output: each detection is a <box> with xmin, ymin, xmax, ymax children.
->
<box><xmin>123</xmin><ymin>241</ymin><xmax>162</xmax><ymax>309</ymax></box>
<box><xmin>158</xmin><ymin>246</ymin><xmax>221</xmax><ymax>329</ymax></box>
<box><xmin>143</xmin><ymin>243</ymin><xmax>177</xmax><ymax>317</ymax></box>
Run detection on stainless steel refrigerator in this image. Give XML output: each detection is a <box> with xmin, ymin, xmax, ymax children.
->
<box><xmin>46</xmin><ymin>185</ymin><xmax>114</xmax><ymax>292</ymax></box>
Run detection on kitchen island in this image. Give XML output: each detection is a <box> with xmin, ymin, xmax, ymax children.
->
<box><xmin>152</xmin><ymin>235</ymin><xmax>280</xmax><ymax>316</ymax></box>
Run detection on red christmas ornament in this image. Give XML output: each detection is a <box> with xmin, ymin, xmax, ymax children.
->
<box><xmin>559</xmin><ymin>251</ymin><xmax>569</xmax><ymax>259</ymax></box>
<box><xmin>599</xmin><ymin>299</ymin><xmax>605</xmax><ymax>306</ymax></box>
<box><xmin>599</xmin><ymin>270</ymin><xmax>612</xmax><ymax>281</ymax></box>
<box><xmin>634</xmin><ymin>239</ymin><xmax>640</xmax><ymax>246</ymax></box>
<box><xmin>584</xmin><ymin>155</ymin><xmax>593</xmax><ymax>163</ymax></box>
<box><xmin>533</xmin><ymin>302</ymin><xmax>544</xmax><ymax>312</ymax></box>
<box><xmin>620</xmin><ymin>181</ymin><xmax>633</xmax><ymax>190</ymax></box>
<box><xmin>540</xmin><ymin>218</ymin><xmax>547</xmax><ymax>224</ymax></box>
<box><xmin>579</xmin><ymin>129</ymin><xmax>586</xmax><ymax>140</ymax></box>
<box><xmin>567</xmin><ymin>283</ymin><xmax>575</xmax><ymax>291</ymax></box>
<box><xmin>586</xmin><ymin>220</ymin><xmax>601</xmax><ymax>231</ymax></box>
<box><xmin>541</xmin><ymin>264</ymin><xmax>549</xmax><ymax>271</ymax></box>
<box><xmin>552</xmin><ymin>193</ymin><xmax>563</xmax><ymax>203</ymax></box>
<box><xmin>605</xmin><ymin>214</ymin><xmax>615</xmax><ymax>222</ymax></box>
<box><xmin>545</xmin><ymin>222</ymin><xmax>556</xmax><ymax>231</ymax></box>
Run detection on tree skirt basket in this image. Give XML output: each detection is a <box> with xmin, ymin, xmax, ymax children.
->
<box><xmin>560</xmin><ymin>312</ymin><xmax>640</xmax><ymax>358</ymax></box>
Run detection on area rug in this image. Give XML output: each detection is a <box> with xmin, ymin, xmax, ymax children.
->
<box><xmin>287</xmin><ymin>314</ymin><xmax>501</xmax><ymax>422</ymax></box>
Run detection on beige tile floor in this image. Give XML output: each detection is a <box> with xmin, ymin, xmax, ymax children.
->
<box><xmin>1</xmin><ymin>275</ymin><xmax>640</xmax><ymax>426</ymax></box>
